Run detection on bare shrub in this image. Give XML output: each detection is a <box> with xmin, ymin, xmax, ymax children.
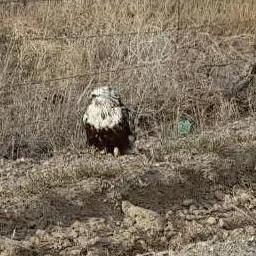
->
<box><xmin>0</xmin><ymin>0</ymin><xmax>256</xmax><ymax>159</ymax></box>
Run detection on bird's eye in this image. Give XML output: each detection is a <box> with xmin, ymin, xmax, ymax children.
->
<box><xmin>91</xmin><ymin>94</ymin><xmax>96</xmax><ymax>98</ymax></box>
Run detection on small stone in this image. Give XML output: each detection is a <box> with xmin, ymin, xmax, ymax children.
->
<box><xmin>61</xmin><ymin>239</ymin><xmax>72</xmax><ymax>248</ymax></box>
<box><xmin>138</xmin><ymin>239</ymin><xmax>147</xmax><ymax>250</ymax></box>
<box><xmin>116</xmin><ymin>221</ymin><xmax>121</xmax><ymax>226</ymax></box>
<box><xmin>224</xmin><ymin>194</ymin><xmax>232</xmax><ymax>203</ymax></box>
<box><xmin>71</xmin><ymin>221</ymin><xmax>82</xmax><ymax>229</ymax></box>
<box><xmin>245</xmin><ymin>226</ymin><xmax>255</xmax><ymax>235</ymax></box>
<box><xmin>186</xmin><ymin>215</ymin><xmax>196</xmax><ymax>221</ymax></box>
<box><xmin>100</xmin><ymin>149</ymin><xmax>107</xmax><ymax>155</ymax></box>
<box><xmin>16</xmin><ymin>157</ymin><xmax>25</xmax><ymax>163</ymax></box>
<box><xmin>68</xmin><ymin>249</ymin><xmax>82</xmax><ymax>255</ymax></box>
<box><xmin>164</xmin><ymin>222</ymin><xmax>174</xmax><ymax>231</ymax></box>
<box><xmin>249</xmin><ymin>199</ymin><xmax>256</xmax><ymax>209</ymax></box>
<box><xmin>51</xmin><ymin>231</ymin><xmax>66</xmax><ymax>238</ymax></box>
<box><xmin>213</xmin><ymin>203</ymin><xmax>220</xmax><ymax>211</ymax></box>
<box><xmin>68</xmin><ymin>230</ymin><xmax>79</xmax><ymax>239</ymax></box>
<box><xmin>223</xmin><ymin>231</ymin><xmax>229</xmax><ymax>239</ymax></box>
<box><xmin>28</xmin><ymin>221</ymin><xmax>37</xmax><ymax>229</ymax></box>
<box><xmin>182</xmin><ymin>199</ymin><xmax>194</xmax><ymax>207</ymax></box>
<box><xmin>35</xmin><ymin>229</ymin><xmax>46</xmax><ymax>237</ymax></box>
<box><xmin>218</xmin><ymin>218</ymin><xmax>225</xmax><ymax>228</ymax></box>
<box><xmin>206</xmin><ymin>216</ymin><xmax>217</xmax><ymax>225</ymax></box>
<box><xmin>215</xmin><ymin>190</ymin><xmax>225</xmax><ymax>201</ymax></box>
<box><xmin>164</xmin><ymin>222</ymin><xmax>176</xmax><ymax>239</ymax></box>
<box><xmin>76</xmin><ymin>236</ymin><xmax>88</xmax><ymax>247</ymax></box>
<box><xmin>160</xmin><ymin>236</ymin><xmax>168</xmax><ymax>243</ymax></box>
<box><xmin>193</xmin><ymin>209</ymin><xmax>205</xmax><ymax>216</ymax></box>
<box><xmin>87</xmin><ymin>237</ymin><xmax>110</xmax><ymax>247</ymax></box>
<box><xmin>239</xmin><ymin>192</ymin><xmax>251</xmax><ymax>203</ymax></box>
<box><xmin>183</xmin><ymin>209</ymin><xmax>189</xmax><ymax>215</ymax></box>
<box><xmin>189</xmin><ymin>205</ymin><xmax>197</xmax><ymax>212</ymax></box>
<box><xmin>42</xmin><ymin>160</ymin><xmax>49</xmax><ymax>166</ymax></box>
<box><xmin>200</xmin><ymin>202</ymin><xmax>211</xmax><ymax>210</ymax></box>
<box><xmin>172</xmin><ymin>204</ymin><xmax>181</xmax><ymax>211</ymax></box>
<box><xmin>166</xmin><ymin>210</ymin><xmax>174</xmax><ymax>218</ymax></box>
<box><xmin>113</xmin><ymin>147</ymin><xmax>120</xmax><ymax>157</ymax></box>
<box><xmin>86</xmin><ymin>247</ymin><xmax>106</xmax><ymax>256</ymax></box>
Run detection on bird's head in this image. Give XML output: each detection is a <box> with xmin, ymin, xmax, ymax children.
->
<box><xmin>90</xmin><ymin>86</ymin><xmax>121</xmax><ymax>104</ymax></box>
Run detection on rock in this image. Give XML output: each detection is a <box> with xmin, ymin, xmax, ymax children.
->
<box><xmin>0</xmin><ymin>238</ymin><xmax>37</xmax><ymax>256</ymax></box>
<box><xmin>61</xmin><ymin>248</ymin><xmax>82</xmax><ymax>256</ymax></box>
<box><xmin>76</xmin><ymin>236</ymin><xmax>88</xmax><ymax>247</ymax></box>
<box><xmin>183</xmin><ymin>199</ymin><xmax>194</xmax><ymax>207</ymax></box>
<box><xmin>29</xmin><ymin>236</ymin><xmax>40</xmax><ymax>246</ymax></box>
<box><xmin>172</xmin><ymin>204</ymin><xmax>182</xmax><ymax>211</ymax></box>
<box><xmin>42</xmin><ymin>160</ymin><xmax>50</xmax><ymax>166</ymax></box>
<box><xmin>238</xmin><ymin>192</ymin><xmax>251</xmax><ymax>204</ymax></box>
<box><xmin>164</xmin><ymin>221</ymin><xmax>176</xmax><ymax>240</ymax></box>
<box><xmin>71</xmin><ymin>221</ymin><xmax>88</xmax><ymax>234</ymax></box>
<box><xmin>223</xmin><ymin>194</ymin><xmax>232</xmax><ymax>205</ymax></box>
<box><xmin>177</xmin><ymin>211</ymin><xmax>186</xmax><ymax>219</ymax></box>
<box><xmin>206</xmin><ymin>217</ymin><xmax>217</xmax><ymax>225</ymax></box>
<box><xmin>116</xmin><ymin>221</ymin><xmax>121</xmax><ymax>226</ymax></box>
<box><xmin>61</xmin><ymin>239</ymin><xmax>72</xmax><ymax>248</ymax></box>
<box><xmin>86</xmin><ymin>247</ymin><xmax>107</xmax><ymax>256</ymax></box>
<box><xmin>35</xmin><ymin>229</ymin><xmax>46</xmax><ymax>237</ymax></box>
<box><xmin>183</xmin><ymin>209</ymin><xmax>189</xmax><ymax>215</ymax></box>
<box><xmin>16</xmin><ymin>157</ymin><xmax>25</xmax><ymax>163</ymax></box>
<box><xmin>245</xmin><ymin>226</ymin><xmax>255</xmax><ymax>235</ymax></box>
<box><xmin>71</xmin><ymin>220</ymin><xmax>83</xmax><ymax>229</ymax></box>
<box><xmin>166</xmin><ymin>210</ymin><xmax>174</xmax><ymax>219</ymax></box>
<box><xmin>193</xmin><ymin>209</ymin><xmax>205</xmax><ymax>216</ymax></box>
<box><xmin>213</xmin><ymin>203</ymin><xmax>221</xmax><ymax>211</ymax></box>
<box><xmin>164</xmin><ymin>222</ymin><xmax>174</xmax><ymax>232</ymax></box>
<box><xmin>215</xmin><ymin>190</ymin><xmax>225</xmax><ymax>201</ymax></box>
<box><xmin>113</xmin><ymin>147</ymin><xmax>120</xmax><ymax>157</ymax></box>
<box><xmin>68</xmin><ymin>230</ymin><xmax>79</xmax><ymax>239</ymax></box>
<box><xmin>218</xmin><ymin>218</ymin><xmax>225</xmax><ymax>228</ymax></box>
<box><xmin>186</xmin><ymin>215</ymin><xmax>196</xmax><ymax>221</ymax></box>
<box><xmin>51</xmin><ymin>231</ymin><xmax>66</xmax><ymax>239</ymax></box>
<box><xmin>69</xmin><ymin>249</ymin><xmax>82</xmax><ymax>256</ymax></box>
<box><xmin>121</xmin><ymin>200</ymin><xmax>164</xmax><ymax>235</ymax></box>
<box><xmin>77</xmin><ymin>236</ymin><xmax>110</xmax><ymax>248</ymax></box>
<box><xmin>200</xmin><ymin>202</ymin><xmax>212</xmax><ymax>210</ymax></box>
<box><xmin>189</xmin><ymin>205</ymin><xmax>197</xmax><ymax>212</ymax></box>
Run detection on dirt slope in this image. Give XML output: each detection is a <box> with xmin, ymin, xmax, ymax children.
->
<box><xmin>0</xmin><ymin>116</ymin><xmax>256</xmax><ymax>255</ymax></box>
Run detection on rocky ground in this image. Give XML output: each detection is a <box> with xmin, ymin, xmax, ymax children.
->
<box><xmin>0</xmin><ymin>116</ymin><xmax>256</xmax><ymax>256</ymax></box>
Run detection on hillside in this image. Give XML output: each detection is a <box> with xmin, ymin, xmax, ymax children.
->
<box><xmin>0</xmin><ymin>0</ymin><xmax>256</xmax><ymax>255</ymax></box>
<box><xmin>1</xmin><ymin>117</ymin><xmax>256</xmax><ymax>255</ymax></box>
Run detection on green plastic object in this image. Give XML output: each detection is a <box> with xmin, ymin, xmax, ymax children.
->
<box><xmin>177</xmin><ymin>115</ymin><xmax>195</xmax><ymax>136</ymax></box>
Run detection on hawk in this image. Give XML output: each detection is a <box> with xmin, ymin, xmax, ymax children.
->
<box><xmin>82</xmin><ymin>86</ymin><xmax>136</xmax><ymax>155</ymax></box>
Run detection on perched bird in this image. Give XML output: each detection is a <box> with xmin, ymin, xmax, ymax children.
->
<box><xmin>82</xmin><ymin>86</ymin><xmax>136</xmax><ymax>156</ymax></box>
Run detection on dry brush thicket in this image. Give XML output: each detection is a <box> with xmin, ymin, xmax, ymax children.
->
<box><xmin>0</xmin><ymin>0</ymin><xmax>256</xmax><ymax>159</ymax></box>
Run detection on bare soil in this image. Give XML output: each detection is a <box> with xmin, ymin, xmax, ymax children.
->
<box><xmin>0</xmin><ymin>116</ymin><xmax>256</xmax><ymax>256</ymax></box>
<box><xmin>1</xmin><ymin>1</ymin><xmax>256</xmax><ymax>255</ymax></box>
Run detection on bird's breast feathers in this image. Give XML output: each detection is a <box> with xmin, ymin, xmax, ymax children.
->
<box><xmin>84</xmin><ymin>101</ymin><xmax>123</xmax><ymax>130</ymax></box>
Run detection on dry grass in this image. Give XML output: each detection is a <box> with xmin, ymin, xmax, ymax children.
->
<box><xmin>0</xmin><ymin>0</ymin><xmax>256</xmax><ymax>159</ymax></box>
